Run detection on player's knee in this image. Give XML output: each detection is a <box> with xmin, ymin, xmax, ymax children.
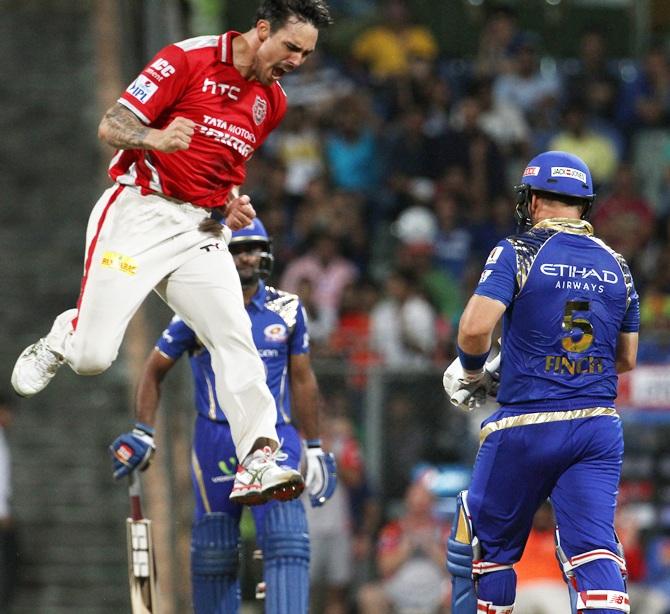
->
<box><xmin>191</xmin><ymin>513</ymin><xmax>240</xmax><ymax>578</ymax></box>
<box><xmin>557</xmin><ymin>537</ymin><xmax>629</xmax><ymax>613</ymax></box>
<box><xmin>68</xmin><ymin>348</ymin><xmax>114</xmax><ymax>375</ymax></box>
<box><xmin>448</xmin><ymin>491</ymin><xmax>516</xmax><ymax>613</ymax></box>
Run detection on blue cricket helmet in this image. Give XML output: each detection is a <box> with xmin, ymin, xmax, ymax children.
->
<box><xmin>228</xmin><ymin>218</ymin><xmax>274</xmax><ymax>280</ymax></box>
<box><xmin>514</xmin><ymin>150</ymin><xmax>595</xmax><ymax>231</ymax></box>
<box><xmin>229</xmin><ymin>217</ymin><xmax>270</xmax><ymax>244</ymax></box>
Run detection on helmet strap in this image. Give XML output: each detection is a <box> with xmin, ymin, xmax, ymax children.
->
<box><xmin>514</xmin><ymin>184</ymin><xmax>532</xmax><ymax>232</ymax></box>
<box><xmin>580</xmin><ymin>198</ymin><xmax>594</xmax><ymax>221</ymax></box>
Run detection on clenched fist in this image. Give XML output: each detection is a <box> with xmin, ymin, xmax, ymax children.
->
<box><xmin>147</xmin><ymin>116</ymin><xmax>195</xmax><ymax>153</ymax></box>
<box><xmin>225</xmin><ymin>194</ymin><xmax>256</xmax><ymax>230</ymax></box>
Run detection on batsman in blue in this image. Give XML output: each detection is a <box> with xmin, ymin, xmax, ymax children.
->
<box><xmin>443</xmin><ymin>151</ymin><xmax>639</xmax><ymax>614</ymax></box>
<box><xmin>110</xmin><ymin>218</ymin><xmax>337</xmax><ymax>613</ymax></box>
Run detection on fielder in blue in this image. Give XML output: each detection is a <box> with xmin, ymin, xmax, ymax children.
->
<box><xmin>443</xmin><ymin>151</ymin><xmax>639</xmax><ymax>614</ymax></box>
<box><xmin>110</xmin><ymin>218</ymin><xmax>337</xmax><ymax>614</ymax></box>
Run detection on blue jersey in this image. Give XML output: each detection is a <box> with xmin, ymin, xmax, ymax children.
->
<box><xmin>156</xmin><ymin>281</ymin><xmax>310</xmax><ymax>424</ymax></box>
<box><xmin>474</xmin><ymin>219</ymin><xmax>639</xmax><ymax>409</ymax></box>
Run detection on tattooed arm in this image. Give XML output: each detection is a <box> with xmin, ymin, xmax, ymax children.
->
<box><xmin>97</xmin><ymin>102</ymin><xmax>195</xmax><ymax>153</ymax></box>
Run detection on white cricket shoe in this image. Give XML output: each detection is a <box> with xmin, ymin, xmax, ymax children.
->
<box><xmin>11</xmin><ymin>338</ymin><xmax>64</xmax><ymax>397</ymax></box>
<box><xmin>230</xmin><ymin>446</ymin><xmax>304</xmax><ymax>506</ymax></box>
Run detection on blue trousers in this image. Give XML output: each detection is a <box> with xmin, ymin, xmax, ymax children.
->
<box><xmin>191</xmin><ymin>415</ymin><xmax>302</xmax><ymax>536</ymax></box>
<box><xmin>467</xmin><ymin>410</ymin><xmax>625</xmax><ymax>608</ymax></box>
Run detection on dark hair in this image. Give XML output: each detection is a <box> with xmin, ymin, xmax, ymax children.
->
<box><xmin>255</xmin><ymin>0</ymin><xmax>333</xmax><ymax>30</ymax></box>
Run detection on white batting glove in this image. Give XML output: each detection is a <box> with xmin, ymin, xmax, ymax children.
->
<box><xmin>443</xmin><ymin>353</ymin><xmax>501</xmax><ymax>412</ymax></box>
<box><xmin>304</xmin><ymin>440</ymin><xmax>337</xmax><ymax>508</ymax></box>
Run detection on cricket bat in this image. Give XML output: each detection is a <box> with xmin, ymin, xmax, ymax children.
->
<box><xmin>127</xmin><ymin>471</ymin><xmax>158</xmax><ymax>613</ymax></box>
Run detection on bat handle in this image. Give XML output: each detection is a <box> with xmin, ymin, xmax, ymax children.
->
<box><xmin>451</xmin><ymin>389</ymin><xmax>472</xmax><ymax>406</ymax></box>
<box><xmin>128</xmin><ymin>471</ymin><xmax>144</xmax><ymax>521</ymax></box>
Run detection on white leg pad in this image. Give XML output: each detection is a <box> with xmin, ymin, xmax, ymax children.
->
<box><xmin>477</xmin><ymin>600</ymin><xmax>514</xmax><ymax>613</ymax></box>
<box><xmin>576</xmin><ymin>590</ymin><xmax>630</xmax><ymax>612</ymax></box>
<box><xmin>472</xmin><ymin>561</ymin><xmax>514</xmax><ymax>575</ymax></box>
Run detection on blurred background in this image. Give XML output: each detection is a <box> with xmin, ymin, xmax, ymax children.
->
<box><xmin>3</xmin><ymin>0</ymin><xmax>670</xmax><ymax>612</ymax></box>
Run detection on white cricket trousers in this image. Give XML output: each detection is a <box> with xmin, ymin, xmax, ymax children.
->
<box><xmin>46</xmin><ymin>184</ymin><xmax>278</xmax><ymax>460</ymax></box>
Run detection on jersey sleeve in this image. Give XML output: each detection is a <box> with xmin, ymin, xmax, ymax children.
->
<box><xmin>615</xmin><ymin>253</ymin><xmax>641</xmax><ymax>333</ymax></box>
<box><xmin>289</xmin><ymin>302</ymin><xmax>310</xmax><ymax>356</ymax></box>
<box><xmin>621</xmin><ymin>282</ymin><xmax>641</xmax><ymax>333</ymax></box>
<box><xmin>473</xmin><ymin>240</ymin><xmax>518</xmax><ymax>307</ymax></box>
<box><xmin>118</xmin><ymin>44</ymin><xmax>189</xmax><ymax>124</ymax></box>
<box><xmin>155</xmin><ymin>316</ymin><xmax>197</xmax><ymax>360</ymax></box>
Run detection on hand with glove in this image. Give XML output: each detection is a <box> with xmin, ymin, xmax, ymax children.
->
<box><xmin>443</xmin><ymin>352</ymin><xmax>501</xmax><ymax>412</ymax></box>
<box><xmin>109</xmin><ymin>423</ymin><xmax>156</xmax><ymax>480</ymax></box>
<box><xmin>304</xmin><ymin>439</ymin><xmax>337</xmax><ymax>507</ymax></box>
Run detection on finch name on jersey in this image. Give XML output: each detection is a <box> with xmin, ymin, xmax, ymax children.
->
<box><xmin>474</xmin><ymin>219</ymin><xmax>639</xmax><ymax>409</ymax></box>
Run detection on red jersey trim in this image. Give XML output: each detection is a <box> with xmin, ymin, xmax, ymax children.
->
<box><xmin>220</xmin><ymin>31</ymin><xmax>240</xmax><ymax>64</ymax></box>
<box><xmin>73</xmin><ymin>184</ymin><xmax>125</xmax><ymax>330</ymax></box>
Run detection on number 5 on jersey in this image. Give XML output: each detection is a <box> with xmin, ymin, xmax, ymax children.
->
<box><xmin>562</xmin><ymin>300</ymin><xmax>593</xmax><ymax>352</ymax></box>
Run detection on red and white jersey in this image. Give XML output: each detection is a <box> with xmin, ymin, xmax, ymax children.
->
<box><xmin>110</xmin><ymin>32</ymin><xmax>287</xmax><ymax>208</ymax></box>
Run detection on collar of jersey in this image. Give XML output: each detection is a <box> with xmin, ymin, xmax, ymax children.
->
<box><xmin>249</xmin><ymin>280</ymin><xmax>267</xmax><ymax>311</ymax></box>
<box><xmin>219</xmin><ymin>31</ymin><xmax>242</xmax><ymax>65</ymax></box>
<box><xmin>533</xmin><ymin>218</ymin><xmax>594</xmax><ymax>236</ymax></box>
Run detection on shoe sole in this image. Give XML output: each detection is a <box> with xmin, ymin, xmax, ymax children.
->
<box><xmin>229</xmin><ymin>490</ymin><xmax>268</xmax><ymax>506</ymax></box>
<box><xmin>230</xmin><ymin>475</ymin><xmax>305</xmax><ymax>506</ymax></box>
<box><xmin>263</xmin><ymin>475</ymin><xmax>305</xmax><ymax>503</ymax></box>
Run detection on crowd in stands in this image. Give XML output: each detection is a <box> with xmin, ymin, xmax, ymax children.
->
<box><xmin>241</xmin><ymin>0</ymin><xmax>670</xmax><ymax>375</ymax></box>
<box><xmin>239</xmin><ymin>1</ymin><xmax>670</xmax><ymax>611</ymax></box>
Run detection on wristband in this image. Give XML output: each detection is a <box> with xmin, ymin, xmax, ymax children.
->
<box><xmin>306</xmin><ymin>439</ymin><xmax>322</xmax><ymax>449</ymax></box>
<box><xmin>457</xmin><ymin>346</ymin><xmax>489</xmax><ymax>372</ymax></box>
<box><xmin>134</xmin><ymin>422</ymin><xmax>155</xmax><ymax>436</ymax></box>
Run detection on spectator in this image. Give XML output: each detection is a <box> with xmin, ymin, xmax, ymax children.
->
<box><xmin>0</xmin><ymin>394</ymin><xmax>18</xmax><ymax>610</ymax></box>
<box><xmin>616</xmin><ymin>502</ymin><xmax>669</xmax><ymax>613</ymax></box>
<box><xmin>268</xmin><ymin>106</ymin><xmax>326</xmax><ymax>198</ymax></box>
<box><xmin>326</xmin><ymin>190</ymin><xmax>371</xmax><ymax>272</ymax></box>
<box><xmin>295</xmin><ymin>276</ymin><xmax>337</xmax><ymax>348</ymax></box>
<box><xmin>473</xmin><ymin>4</ymin><xmax>523</xmax><ymax>79</ymax></box>
<box><xmin>324</xmin><ymin>93</ymin><xmax>381</xmax><ymax>195</ymax></box>
<box><xmin>468</xmin><ymin>76</ymin><xmax>531</xmax><ymax>161</ymax></box>
<box><xmin>278</xmin><ymin>49</ymin><xmax>354</xmax><ymax>112</ymax></box>
<box><xmin>548</xmin><ymin>99</ymin><xmax>620</xmax><ymax>188</ymax></box>
<box><xmin>369</xmin><ymin>267</ymin><xmax>437</xmax><ymax>369</ymax></box>
<box><xmin>564</xmin><ymin>26</ymin><xmax>621</xmax><ymax>124</ymax></box>
<box><xmin>423</xmin><ymin>78</ymin><xmax>455</xmax><ymax>139</ymax></box>
<box><xmin>432</xmin><ymin>192</ymin><xmax>475</xmax><ymax>284</ymax></box>
<box><xmin>514</xmin><ymin>501</ymin><xmax>571</xmax><ymax>614</ymax></box>
<box><xmin>351</xmin><ymin>0</ymin><xmax>438</xmax><ymax>84</ymax></box>
<box><xmin>469</xmin><ymin>194</ymin><xmax>518</xmax><ymax>263</ymax></box>
<box><xmin>357</xmin><ymin>472</ymin><xmax>450</xmax><ymax>614</ymax></box>
<box><xmin>450</xmin><ymin>94</ymin><xmax>508</xmax><ymax>205</ymax></box>
<box><xmin>617</xmin><ymin>45</ymin><xmax>670</xmax><ymax>133</ymax></box>
<box><xmin>281</xmin><ymin>229</ymin><xmax>360</xmax><ymax>340</ymax></box>
<box><xmin>383</xmin><ymin>392</ymin><xmax>433</xmax><ymax>500</ymax></box>
<box><xmin>307</xmin><ymin>410</ymin><xmax>371</xmax><ymax>614</ymax></box>
<box><xmin>389</xmin><ymin>202</ymin><xmax>465</xmax><ymax>328</ymax></box>
<box><xmin>655</xmin><ymin>140</ymin><xmax>670</xmax><ymax>219</ymax></box>
<box><xmin>291</xmin><ymin>175</ymin><xmax>334</xmax><ymax>248</ymax></box>
<box><xmin>640</xmin><ymin>246</ymin><xmax>670</xmax><ymax>331</ymax></box>
<box><xmin>591</xmin><ymin>162</ymin><xmax>656</xmax><ymax>269</ymax></box>
<box><xmin>492</xmin><ymin>33</ymin><xmax>561</xmax><ymax>127</ymax></box>
<box><xmin>327</xmin><ymin>278</ymin><xmax>381</xmax><ymax>386</ymax></box>
<box><xmin>384</xmin><ymin>106</ymin><xmax>436</xmax><ymax>210</ymax></box>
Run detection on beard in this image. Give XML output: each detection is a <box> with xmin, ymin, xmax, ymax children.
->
<box><xmin>238</xmin><ymin>269</ymin><xmax>259</xmax><ymax>287</ymax></box>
